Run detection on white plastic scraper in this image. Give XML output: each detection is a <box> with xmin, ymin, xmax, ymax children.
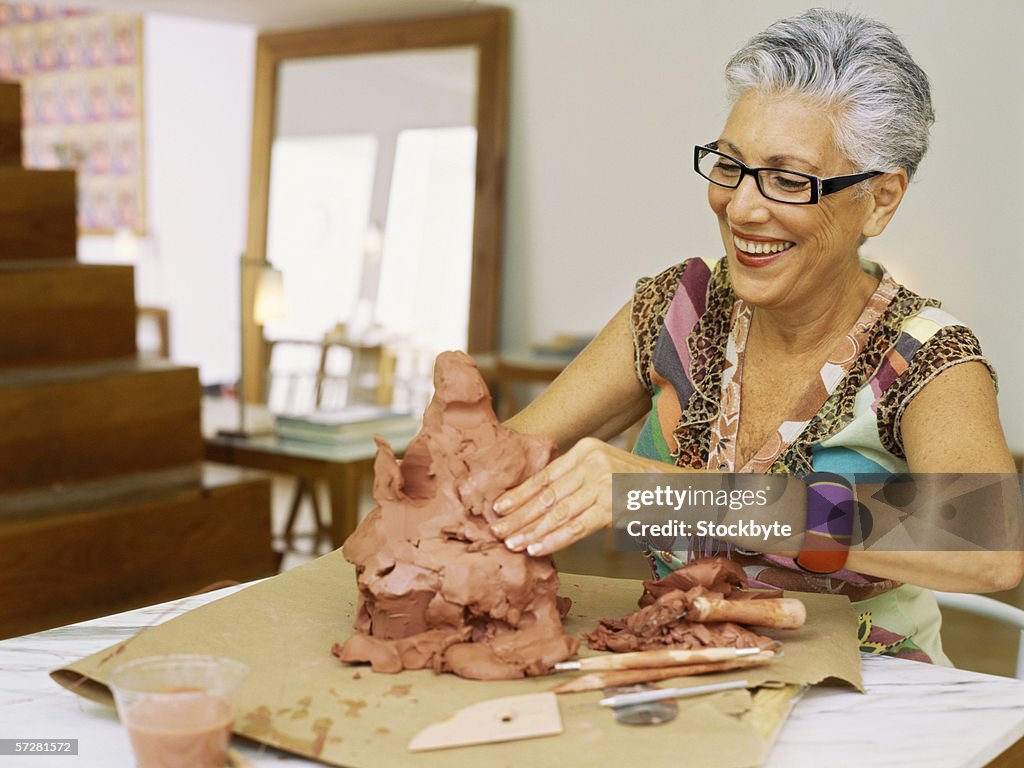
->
<box><xmin>407</xmin><ymin>692</ymin><xmax>563</xmax><ymax>751</ymax></box>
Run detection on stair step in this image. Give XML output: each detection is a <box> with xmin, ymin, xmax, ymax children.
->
<box><xmin>0</xmin><ymin>464</ymin><xmax>201</xmax><ymax>520</ymax></box>
<box><xmin>0</xmin><ymin>261</ymin><xmax>136</xmax><ymax>369</ymax></box>
<box><xmin>0</xmin><ymin>359</ymin><xmax>203</xmax><ymax>492</ymax></box>
<box><xmin>0</xmin><ymin>463</ymin><xmax>275</xmax><ymax>638</ymax></box>
<box><xmin>0</xmin><ymin>82</ymin><xmax>20</xmax><ymax>166</ymax></box>
<box><xmin>0</xmin><ymin>167</ymin><xmax>76</xmax><ymax>260</ymax></box>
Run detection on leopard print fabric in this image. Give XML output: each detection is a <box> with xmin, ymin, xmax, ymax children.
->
<box><xmin>770</xmin><ymin>285</ymin><xmax>939</xmax><ymax>474</ymax></box>
<box><xmin>630</xmin><ymin>259</ymin><xmax>994</xmax><ymax>473</ymax></box>
<box><xmin>671</xmin><ymin>262</ymin><xmax>734</xmax><ymax>470</ymax></box>
<box><xmin>631</xmin><ymin>262</ymin><xmax>688</xmax><ymax>394</ymax></box>
<box><xmin>877</xmin><ymin>325</ymin><xmax>997</xmax><ymax>458</ymax></box>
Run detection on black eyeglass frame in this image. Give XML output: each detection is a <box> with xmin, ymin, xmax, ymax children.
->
<box><xmin>694</xmin><ymin>144</ymin><xmax>882</xmax><ymax>205</ymax></box>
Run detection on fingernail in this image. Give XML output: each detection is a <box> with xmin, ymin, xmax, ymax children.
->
<box><xmin>526</xmin><ymin>543</ymin><xmax>542</xmax><ymax>556</ymax></box>
<box><xmin>493</xmin><ymin>499</ymin><xmax>509</xmax><ymax>513</ymax></box>
<box><xmin>505</xmin><ymin>536</ymin><xmax>523</xmax><ymax>550</ymax></box>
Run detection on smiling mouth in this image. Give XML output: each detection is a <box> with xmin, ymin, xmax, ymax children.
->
<box><xmin>732</xmin><ymin>234</ymin><xmax>795</xmax><ymax>256</ymax></box>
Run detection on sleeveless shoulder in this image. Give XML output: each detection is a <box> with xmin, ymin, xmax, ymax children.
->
<box><xmin>876</xmin><ymin>306</ymin><xmax>997</xmax><ymax>457</ymax></box>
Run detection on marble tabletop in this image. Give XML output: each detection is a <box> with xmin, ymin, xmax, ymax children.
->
<box><xmin>2</xmin><ymin>584</ymin><xmax>1023</xmax><ymax>768</ymax></box>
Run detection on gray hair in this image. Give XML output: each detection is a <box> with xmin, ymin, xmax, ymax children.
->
<box><xmin>725</xmin><ymin>8</ymin><xmax>934</xmax><ymax>180</ymax></box>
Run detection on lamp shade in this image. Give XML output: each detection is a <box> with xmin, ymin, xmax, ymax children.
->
<box><xmin>253</xmin><ymin>266</ymin><xmax>287</xmax><ymax>325</ymax></box>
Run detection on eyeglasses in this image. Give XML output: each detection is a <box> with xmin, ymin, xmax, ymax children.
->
<box><xmin>694</xmin><ymin>143</ymin><xmax>882</xmax><ymax>205</ymax></box>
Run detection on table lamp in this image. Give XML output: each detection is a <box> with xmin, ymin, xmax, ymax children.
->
<box><xmin>218</xmin><ymin>256</ymin><xmax>286</xmax><ymax>438</ymax></box>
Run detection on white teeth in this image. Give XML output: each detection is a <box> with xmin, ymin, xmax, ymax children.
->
<box><xmin>733</xmin><ymin>235</ymin><xmax>794</xmax><ymax>255</ymax></box>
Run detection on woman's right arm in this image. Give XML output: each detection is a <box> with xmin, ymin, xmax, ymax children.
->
<box><xmin>490</xmin><ymin>299</ymin><xmax>677</xmax><ymax>554</ymax></box>
<box><xmin>504</xmin><ymin>299</ymin><xmax>652</xmax><ymax>453</ymax></box>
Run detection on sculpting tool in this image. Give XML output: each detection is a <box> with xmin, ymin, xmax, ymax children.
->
<box><xmin>687</xmin><ymin>596</ymin><xmax>806</xmax><ymax>629</ymax></box>
<box><xmin>599</xmin><ymin>679</ymin><xmax>749</xmax><ymax>708</ymax></box>
<box><xmin>637</xmin><ymin>596</ymin><xmax>807</xmax><ymax>635</ymax></box>
<box><xmin>553</xmin><ymin>645</ymin><xmax>767</xmax><ymax>672</ymax></box>
<box><xmin>549</xmin><ymin>652</ymin><xmax>775</xmax><ymax>694</ymax></box>
<box><xmin>408</xmin><ymin>692</ymin><xmax>562</xmax><ymax>752</ymax></box>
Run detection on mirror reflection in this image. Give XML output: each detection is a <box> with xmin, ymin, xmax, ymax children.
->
<box><xmin>264</xmin><ymin>48</ymin><xmax>478</xmax><ymax>414</ymax></box>
<box><xmin>243</xmin><ymin>10</ymin><xmax>508</xmax><ymax>420</ymax></box>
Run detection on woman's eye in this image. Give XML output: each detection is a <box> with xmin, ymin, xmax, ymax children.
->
<box><xmin>772</xmin><ymin>174</ymin><xmax>809</xmax><ymax>190</ymax></box>
<box><xmin>715</xmin><ymin>161</ymin><xmax>741</xmax><ymax>176</ymax></box>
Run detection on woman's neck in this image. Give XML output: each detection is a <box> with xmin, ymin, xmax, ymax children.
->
<box><xmin>749</xmin><ymin>264</ymin><xmax>879</xmax><ymax>358</ymax></box>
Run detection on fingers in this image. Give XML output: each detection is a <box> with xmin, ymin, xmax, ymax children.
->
<box><xmin>495</xmin><ymin>460</ymin><xmax>569</xmax><ymax>520</ymax></box>
<box><xmin>491</xmin><ymin>468</ymin><xmax>584</xmax><ymax>541</ymax></box>
<box><xmin>524</xmin><ymin>504</ymin><xmax>605</xmax><ymax>557</ymax></box>
<box><xmin>493</xmin><ymin>458</ymin><xmax>569</xmax><ymax>518</ymax></box>
<box><xmin>490</xmin><ymin>437</ymin><xmax>625</xmax><ymax>556</ymax></box>
<box><xmin>505</xmin><ymin>483</ymin><xmax>593</xmax><ymax>550</ymax></box>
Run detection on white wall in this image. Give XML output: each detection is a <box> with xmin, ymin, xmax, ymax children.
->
<box><xmin>497</xmin><ymin>0</ymin><xmax>1024</xmax><ymax>450</ymax></box>
<box><xmin>79</xmin><ymin>12</ymin><xmax>256</xmax><ymax>385</ymax></box>
<box><xmin>274</xmin><ymin>47</ymin><xmax>476</xmax><ymax>257</ymax></box>
<box><xmin>79</xmin><ymin>1</ymin><xmax>1024</xmax><ymax>450</ymax></box>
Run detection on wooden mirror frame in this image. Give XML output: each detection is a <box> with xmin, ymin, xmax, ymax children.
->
<box><xmin>242</xmin><ymin>7</ymin><xmax>509</xmax><ymax>403</ymax></box>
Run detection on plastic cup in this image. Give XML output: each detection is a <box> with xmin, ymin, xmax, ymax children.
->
<box><xmin>108</xmin><ymin>654</ymin><xmax>249</xmax><ymax>768</ymax></box>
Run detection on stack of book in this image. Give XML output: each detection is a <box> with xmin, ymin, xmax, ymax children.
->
<box><xmin>274</xmin><ymin>406</ymin><xmax>420</xmax><ymax>444</ymax></box>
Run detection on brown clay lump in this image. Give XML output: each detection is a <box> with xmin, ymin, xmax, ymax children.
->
<box><xmin>586</xmin><ymin>558</ymin><xmax>781</xmax><ymax>653</ymax></box>
<box><xmin>332</xmin><ymin>351</ymin><xmax>578</xmax><ymax>680</ymax></box>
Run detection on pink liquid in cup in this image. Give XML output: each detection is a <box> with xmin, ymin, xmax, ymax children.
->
<box><xmin>123</xmin><ymin>688</ymin><xmax>233</xmax><ymax>768</ymax></box>
<box><xmin>110</xmin><ymin>655</ymin><xmax>248</xmax><ymax>768</ymax></box>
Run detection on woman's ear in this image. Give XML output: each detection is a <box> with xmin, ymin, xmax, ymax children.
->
<box><xmin>862</xmin><ymin>169</ymin><xmax>909</xmax><ymax>238</ymax></box>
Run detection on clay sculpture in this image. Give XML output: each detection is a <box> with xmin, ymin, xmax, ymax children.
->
<box><xmin>333</xmin><ymin>351</ymin><xmax>578</xmax><ymax>680</ymax></box>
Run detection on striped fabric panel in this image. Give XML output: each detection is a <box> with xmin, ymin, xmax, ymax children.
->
<box><xmin>871</xmin><ymin>310</ymin><xmax>947</xmax><ymax>406</ymax></box>
<box><xmin>633</xmin><ymin>387</ymin><xmax>674</xmax><ymax>463</ymax></box>
<box><xmin>649</xmin><ymin>367</ymin><xmax>682</xmax><ymax>456</ymax></box>
<box><xmin>642</xmin><ymin>257</ymin><xmax>717</xmax><ymax>458</ymax></box>
<box><xmin>652</xmin><ymin>330</ymin><xmax>693</xmax><ymax>420</ymax></box>
<box><xmin>660</xmin><ymin>257</ymin><xmax>712</xmax><ymax>381</ymax></box>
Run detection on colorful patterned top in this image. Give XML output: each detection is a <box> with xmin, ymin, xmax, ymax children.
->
<box><xmin>630</xmin><ymin>256</ymin><xmax>995</xmax><ymax>663</ymax></box>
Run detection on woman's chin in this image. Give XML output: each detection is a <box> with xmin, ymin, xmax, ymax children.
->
<box><xmin>728</xmin><ymin>255</ymin><xmax>794</xmax><ymax>309</ymax></box>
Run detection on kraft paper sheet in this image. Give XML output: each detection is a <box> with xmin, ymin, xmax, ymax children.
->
<box><xmin>53</xmin><ymin>549</ymin><xmax>862</xmax><ymax>768</ymax></box>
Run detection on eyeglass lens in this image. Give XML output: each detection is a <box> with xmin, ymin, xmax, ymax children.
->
<box><xmin>696</xmin><ymin>149</ymin><xmax>814</xmax><ymax>204</ymax></box>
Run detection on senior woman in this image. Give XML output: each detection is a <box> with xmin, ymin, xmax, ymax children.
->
<box><xmin>490</xmin><ymin>8</ymin><xmax>1023</xmax><ymax>664</ymax></box>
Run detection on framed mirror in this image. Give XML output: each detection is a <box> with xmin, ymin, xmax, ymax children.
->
<box><xmin>242</xmin><ymin>8</ymin><xmax>509</xmax><ymax>407</ymax></box>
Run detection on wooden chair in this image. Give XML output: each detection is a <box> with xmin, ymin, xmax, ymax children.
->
<box><xmin>268</xmin><ymin>335</ymin><xmax>398</xmax><ymax>558</ymax></box>
<box><xmin>469</xmin><ymin>353</ymin><xmax>568</xmax><ymax>421</ymax></box>
<box><xmin>261</xmin><ymin>339</ymin><xmax>330</xmax><ymax>557</ymax></box>
<box><xmin>935</xmin><ymin>591</ymin><xmax>1024</xmax><ymax>679</ymax></box>
<box><xmin>262</xmin><ymin>339</ymin><xmax>322</xmax><ymax>415</ymax></box>
<box><xmin>136</xmin><ymin>305</ymin><xmax>170</xmax><ymax>359</ymax></box>
<box><xmin>317</xmin><ymin>339</ymin><xmax>395</xmax><ymax>410</ymax></box>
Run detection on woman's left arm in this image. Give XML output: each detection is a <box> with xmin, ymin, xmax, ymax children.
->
<box><xmin>844</xmin><ymin>360</ymin><xmax>1024</xmax><ymax>592</ymax></box>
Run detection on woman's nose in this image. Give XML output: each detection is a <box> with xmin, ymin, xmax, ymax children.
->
<box><xmin>726</xmin><ymin>173</ymin><xmax>771</xmax><ymax>224</ymax></box>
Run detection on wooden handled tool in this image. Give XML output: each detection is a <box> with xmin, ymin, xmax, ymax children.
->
<box><xmin>688</xmin><ymin>597</ymin><xmax>806</xmax><ymax>629</ymax></box>
<box><xmin>548</xmin><ymin>652</ymin><xmax>776</xmax><ymax>694</ymax></box>
<box><xmin>553</xmin><ymin>645</ymin><xmax>766</xmax><ymax>672</ymax></box>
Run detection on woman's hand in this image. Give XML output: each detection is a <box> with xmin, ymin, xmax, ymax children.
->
<box><xmin>490</xmin><ymin>436</ymin><xmax>660</xmax><ymax>556</ymax></box>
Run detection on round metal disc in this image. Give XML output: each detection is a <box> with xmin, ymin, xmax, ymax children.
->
<box><xmin>611</xmin><ymin>699</ymin><xmax>679</xmax><ymax>726</ymax></box>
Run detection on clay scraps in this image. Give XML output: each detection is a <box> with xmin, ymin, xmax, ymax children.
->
<box><xmin>586</xmin><ymin>558</ymin><xmax>783</xmax><ymax>653</ymax></box>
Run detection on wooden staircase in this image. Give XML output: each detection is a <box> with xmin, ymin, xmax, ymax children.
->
<box><xmin>0</xmin><ymin>82</ymin><xmax>275</xmax><ymax>639</ymax></box>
